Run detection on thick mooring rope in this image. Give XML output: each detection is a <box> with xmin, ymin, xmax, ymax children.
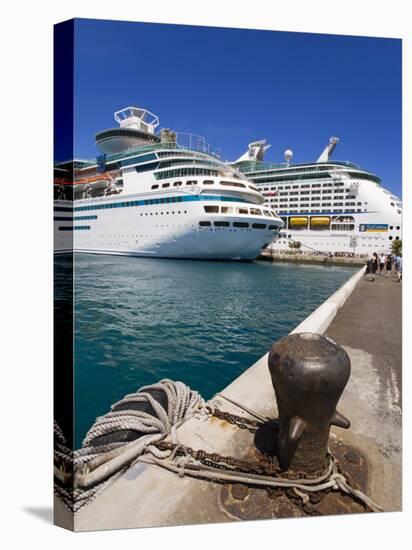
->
<box><xmin>54</xmin><ymin>382</ymin><xmax>382</xmax><ymax>514</ymax></box>
<box><xmin>53</xmin><ymin>380</ymin><xmax>205</xmax><ymax>512</ymax></box>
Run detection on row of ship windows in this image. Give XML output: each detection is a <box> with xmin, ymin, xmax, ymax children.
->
<box><xmin>279</xmin><ymin>209</ymin><xmax>363</xmax><ymax>214</ymax></box>
<box><xmin>270</xmin><ymin>200</ymin><xmax>360</xmax><ymax>206</ymax></box>
<box><xmin>261</xmin><ymin>182</ymin><xmax>347</xmax><ymax>191</ymax></box>
<box><xmin>151</xmin><ymin>180</ymin><xmax>258</xmax><ymax>192</ymax></box>
<box><xmin>138</xmin><ymin>210</ymin><xmax>188</xmax><ymax>216</ymax></box>
<box><xmin>203</xmin><ymin>205</ymin><xmax>278</xmax><ymax>217</ymax></box>
<box><xmin>273</xmin><ymin>190</ymin><xmax>355</xmax><ymax>196</ymax></box>
<box><xmin>199</xmin><ymin>221</ymin><xmax>278</xmax><ymax>230</ymax></box>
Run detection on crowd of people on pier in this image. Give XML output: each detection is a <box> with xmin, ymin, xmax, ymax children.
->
<box><xmin>267</xmin><ymin>249</ymin><xmax>368</xmax><ymax>259</ymax></box>
<box><xmin>365</xmin><ymin>252</ymin><xmax>402</xmax><ymax>282</ymax></box>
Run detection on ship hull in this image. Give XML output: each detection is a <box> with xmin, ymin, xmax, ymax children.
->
<box><xmin>54</xmin><ymin>199</ymin><xmax>278</xmax><ymax>261</ymax></box>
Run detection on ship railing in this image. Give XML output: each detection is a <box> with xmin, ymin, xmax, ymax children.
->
<box><xmin>100</xmin><ymin>133</ymin><xmax>222</xmax><ymax>164</ymax></box>
<box><xmin>171</xmin><ymin>132</ymin><xmax>222</xmax><ymax>159</ymax></box>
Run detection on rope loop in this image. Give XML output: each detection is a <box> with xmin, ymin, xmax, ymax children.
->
<box><xmin>54</xmin><ymin>380</ymin><xmax>205</xmax><ymax>512</ymax></box>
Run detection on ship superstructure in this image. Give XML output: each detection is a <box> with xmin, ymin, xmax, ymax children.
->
<box><xmin>54</xmin><ymin>107</ymin><xmax>283</xmax><ymax>260</ymax></box>
<box><xmin>233</xmin><ymin>138</ymin><xmax>402</xmax><ymax>254</ymax></box>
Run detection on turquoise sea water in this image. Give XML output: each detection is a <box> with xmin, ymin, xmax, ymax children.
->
<box><xmin>72</xmin><ymin>256</ymin><xmax>356</xmax><ymax>448</ymax></box>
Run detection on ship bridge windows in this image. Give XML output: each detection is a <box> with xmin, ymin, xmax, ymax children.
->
<box><xmin>155</xmin><ymin>168</ymin><xmax>219</xmax><ymax>179</ymax></box>
<box><xmin>219</xmin><ymin>180</ymin><xmax>246</xmax><ymax>188</ymax></box>
<box><xmin>252</xmin><ymin>223</ymin><xmax>267</xmax><ymax>229</ymax></box>
<box><xmin>204</xmin><ymin>205</ymin><xmax>219</xmax><ymax>213</ymax></box>
<box><xmin>250</xmin><ymin>208</ymin><xmax>263</xmax><ymax>216</ymax></box>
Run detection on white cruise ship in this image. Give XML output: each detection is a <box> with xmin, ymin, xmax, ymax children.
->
<box><xmin>54</xmin><ymin>107</ymin><xmax>283</xmax><ymax>260</ymax></box>
<box><xmin>233</xmin><ymin>138</ymin><xmax>402</xmax><ymax>255</ymax></box>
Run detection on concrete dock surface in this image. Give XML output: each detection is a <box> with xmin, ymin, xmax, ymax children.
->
<box><xmin>326</xmin><ymin>271</ymin><xmax>402</xmax><ymax>512</ymax></box>
<box><xmin>67</xmin><ymin>268</ymin><xmax>402</xmax><ymax>531</ymax></box>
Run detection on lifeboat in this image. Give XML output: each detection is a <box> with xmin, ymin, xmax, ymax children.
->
<box><xmin>74</xmin><ymin>174</ymin><xmax>112</xmax><ymax>185</ymax></box>
<box><xmin>310</xmin><ymin>216</ymin><xmax>330</xmax><ymax>228</ymax></box>
<box><xmin>289</xmin><ymin>216</ymin><xmax>308</xmax><ymax>228</ymax></box>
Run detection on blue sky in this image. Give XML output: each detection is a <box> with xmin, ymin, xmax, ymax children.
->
<box><xmin>71</xmin><ymin>19</ymin><xmax>402</xmax><ymax>197</ymax></box>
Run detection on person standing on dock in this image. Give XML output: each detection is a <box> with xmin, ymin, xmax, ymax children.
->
<box><xmin>372</xmin><ymin>253</ymin><xmax>379</xmax><ymax>278</ymax></box>
<box><xmin>386</xmin><ymin>254</ymin><xmax>393</xmax><ymax>277</ymax></box>
<box><xmin>379</xmin><ymin>253</ymin><xmax>386</xmax><ymax>275</ymax></box>
<box><xmin>365</xmin><ymin>258</ymin><xmax>374</xmax><ymax>281</ymax></box>
<box><xmin>396</xmin><ymin>255</ymin><xmax>402</xmax><ymax>282</ymax></box>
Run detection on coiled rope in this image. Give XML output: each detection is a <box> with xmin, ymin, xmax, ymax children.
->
<box><xmin>53</xmin><ymin>380</ymin><xmax>205</xmax><ymax>512</ymax></box>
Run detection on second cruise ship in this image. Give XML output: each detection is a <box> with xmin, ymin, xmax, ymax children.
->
<box><xmin>54</xmin><ymin>107</ymin><xmax>283</xmax><ymax>260</ymax></box>
<box><xmin>233</xmin><ymin>137</ymin><xmax>402</xmax><ymax>255</ymax></box>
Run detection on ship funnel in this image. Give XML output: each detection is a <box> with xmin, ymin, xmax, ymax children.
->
<box><xmin>235</xmin><ymin>140</ymin><xmax>271</xmax><ymax>163</ymax></box>
<box><xmin>316</xmin><ymin>136</ymin><xmax>339</xmax><ymax>163</ymax></box>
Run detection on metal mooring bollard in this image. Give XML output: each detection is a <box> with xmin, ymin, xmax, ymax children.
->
<box><xmin>268</xmin><ymin>333</ymin><xmax>351</xmax><ymax>474</ymax></box>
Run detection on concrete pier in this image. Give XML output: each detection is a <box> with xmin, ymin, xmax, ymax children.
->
<box><xmin>67</xmin><ymin>268</ymin><xmax>402</xmax><ymax>531</ymax></box>
<box><xmin>325</xmin><ymin>272</ymin><xmax>402</xmax><ymax>511</ymax></box>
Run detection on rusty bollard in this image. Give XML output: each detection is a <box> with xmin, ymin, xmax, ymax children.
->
<box><xmin>268</xmin><ymin>333</ymin><xmax>351</xmax><ymax>474</ymax></box>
